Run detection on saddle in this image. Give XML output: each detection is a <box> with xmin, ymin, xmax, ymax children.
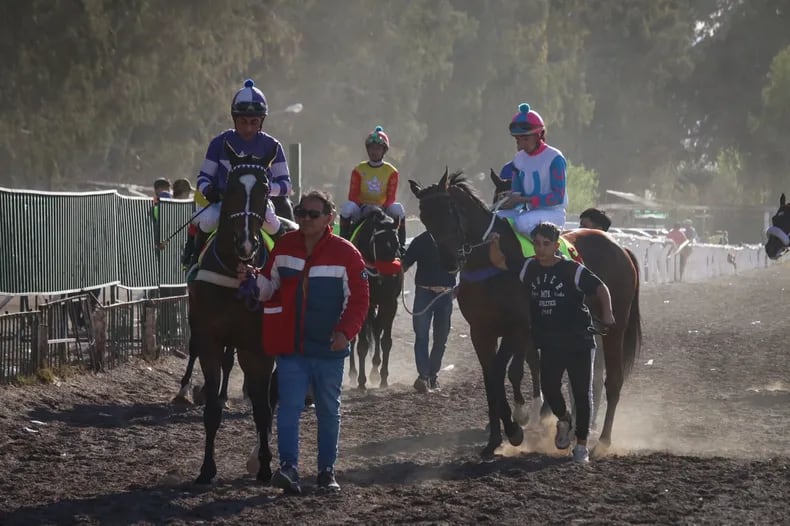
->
<box><xmin>503</xmin><ymin>217</ymin><xmax>582</xmax><ymax>263</ymax></box>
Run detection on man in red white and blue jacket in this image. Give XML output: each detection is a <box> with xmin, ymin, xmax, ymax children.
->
<box><xmin>251</xmin><ymin>189</ymin><xmax>369</xmax><ymax>494</ymax></box>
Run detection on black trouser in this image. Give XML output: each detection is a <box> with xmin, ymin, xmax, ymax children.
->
<box><xmin>539</xmin><ymin>343</ymin><xmax>595</xmax><ymax>441</ymax></box>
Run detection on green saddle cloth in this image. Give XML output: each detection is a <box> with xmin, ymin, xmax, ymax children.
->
<box><xmin>504</xmin><ymin>217</ymin><xmax>581</xmax><ymax>262</ymax></box>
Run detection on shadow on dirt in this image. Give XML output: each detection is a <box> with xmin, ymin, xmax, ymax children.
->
<box><xmin>348</xmin><ymin>427</ymin><xmax>489</xmax><ymax>456</ymax></box>
<box><xmin>0</xmin><ymin>454</ymin><xmax>569</xmax><ymax>525</ymax></box>
<box><xmin>0</xmin><ymin>477</ymin><xmax>280</xmax><ymax>525</ymax></box>
<box><xmin>342</xmin><ymin>454</ymin><xmax>569</xmax><ymax>486</ymax></box>
<box><xmin>26</xmin><ymin>402</ymin><xmax>252</xmax><ymax>429</ymax></box>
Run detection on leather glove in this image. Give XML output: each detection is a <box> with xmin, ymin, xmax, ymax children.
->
<box><xmin>203</xmin><ymin>185</ymin><xmax>222</xmax><ymax>204</ymax></box>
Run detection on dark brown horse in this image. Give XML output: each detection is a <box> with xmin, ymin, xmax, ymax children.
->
<box><xmin>765</xmin><ymin>193</ymin><xmax>789</xmax><ymax>260</ymax></box>
<box><xmin>410</xmin><ymin>170</ymin><xmax>641</xmax><ymax>458</ymax></box>
<box><xmin>347</xmin><ymin>207</ymin><xmax>403</xmax><ymax>389</ymax></box>
<box><xmin>188</xmin><ymin>142</ymin><xmax>277</xmax><ymax>484</ymax></box>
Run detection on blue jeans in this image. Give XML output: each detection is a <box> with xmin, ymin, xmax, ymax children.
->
<box><xmin>412</xmin><ymin>287</ymin><xmax>453</xmax><ymax>380</ymax></box>
<box><xmin>276</xmin><ymin>354</ymin><xmax>345</xmax><ymax>471</ymax></box>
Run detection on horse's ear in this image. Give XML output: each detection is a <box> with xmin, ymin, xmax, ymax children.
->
<box><xmin>781</xmin><ymin>193</ymin><xmax>786</xmax><ymax>207</ymax></box>
<box><xmin>489</xmin><ymin>168</ymin><xmax>509</xmax><ymax>191</ymax></box>
<box><xmin>409</xmin><ymin>179</ymin><xmax>423</xmax><ymax>197</ymax></box>
<box><xmin>439</xmin><ymin>167</ymin><xmax>449</xmax><ymax>190</ymax></box>
<box><xmin>224</xmin><ymin>141</ymin><xmax>241</xmax><ymax>163</ymax></box>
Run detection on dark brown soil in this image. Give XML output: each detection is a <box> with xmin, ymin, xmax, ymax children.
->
<box><xmin>1</xmin><ymin>264</ymin><xmax>789</xmax><ymax>525</ymax></box>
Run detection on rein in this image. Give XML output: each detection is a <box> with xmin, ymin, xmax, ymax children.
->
<box><xmin>155</xmin><ymin>205</ymin><xmax>210</xmax><ymax>251</ymax></box>
<box><xmin>399</xmin><ymin>265</ymin><xmax>457</xmax><ymax>316</ymax></box>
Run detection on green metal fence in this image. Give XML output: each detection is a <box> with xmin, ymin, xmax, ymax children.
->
<box><xmin>1</xmin><ymin>187</ymin><xmax>193</xmax><ymax>294</ymax></box>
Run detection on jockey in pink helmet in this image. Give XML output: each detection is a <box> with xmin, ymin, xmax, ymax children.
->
<box><xmin>503</xmin><ymin>103</ymin><xmax>568</xmax><ymax>238</ymax></box>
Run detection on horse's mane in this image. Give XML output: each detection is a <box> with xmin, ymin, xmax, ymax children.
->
<box><xmin>445</xmin><ymin>171</ymin><xmax>492</xmax><ymax>215</ymax></box>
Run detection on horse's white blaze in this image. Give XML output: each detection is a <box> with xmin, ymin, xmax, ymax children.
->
<box><xmin>240</xmin><ymin>174</ymin><xmax>257</xmax><ymax>256</ymax></box>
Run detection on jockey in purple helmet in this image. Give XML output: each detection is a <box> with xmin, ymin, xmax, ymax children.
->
<box><xmin>187</xmin><ymin>79</ymin><xmax>292</xmax><ymax>267</ymax></box>
<box><xmin>502</xmin><ymin>103</ymin><xmax>568</xmax><ymax>238</ymax></box>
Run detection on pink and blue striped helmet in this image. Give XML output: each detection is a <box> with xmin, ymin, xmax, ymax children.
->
<box><xmin>509</xmin><ymin>103</ymin><xmax>545</xmax><ymax>136</ymax></box>
<box><xmin>231</xmin><ymin>79</ymin><xmax>268</xmax><ymax>117</ymax></box>
<box><xmin>365</xmin><ymin>125</ymin><xmax>390</xmax><ymax>149</ymax></box>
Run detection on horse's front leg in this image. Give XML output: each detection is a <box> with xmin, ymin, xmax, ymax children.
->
<box><xmin>502</xmin><ymin>335</ymin><xmax>527</xmax><ymax>425</ymax></box>
<box><xmin>472</xmin><ymin>329</ymin><xmax>519</xmax><ymax>460</ymax></box>
<box><xmin>218</xmin><ymin>346</ymin><xmax>235</xmax><ymax>405</ymax></box>
<box><xmin>494</xmin><ymin>338</ymin><xmax>523</xmax><ymax>448</ymax></box>
<box><xmin>237</xmin><ymin>348</ymin><xmax>276</xmax><ymax>483</ymax></box>
<box><xmin>356</xmin><ymin>323</ymin><xmax>371</xmax><ymax>390</ymax></box>
<box><xmin>377</xmin><ymin>299</ymin><xmax>397</xmax><ymax>389</ymax></box>
<box><xmin>369</xmin><ymin>308</ymin><xmax>382</xmax><ymax>385</ymax></box>
<box><xmin>196</xmin><ymin>345</ymin><xmax>224</xmax><ymax>484</ymax></box>
<box><xmin>348</xmin><ymin>338</ymin><xmax>358</xmax><ymax>384</ymax></box>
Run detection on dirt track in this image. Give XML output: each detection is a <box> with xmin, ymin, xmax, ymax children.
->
<box><xmin>1</xmin><ymin>264</ymin><xmax>789</xmax><ymax>525</ymax></box>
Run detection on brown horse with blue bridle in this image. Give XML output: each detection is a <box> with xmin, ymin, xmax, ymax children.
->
<box><xmin>410</xmin><ymin>169</ymin><xmax>641</xmax><ymax>459</ymax></box>
<box><xmin>188</xmin><ymin>142</ymin><xmax>278</xmax><ymax>484</ymax></box>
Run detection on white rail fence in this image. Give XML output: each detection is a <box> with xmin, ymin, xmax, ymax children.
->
<box><xmin>611</xmin><ymin>234</ymin><xmax>778</xmax><ymax>285</ymax></box>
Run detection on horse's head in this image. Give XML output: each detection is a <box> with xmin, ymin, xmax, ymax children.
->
<box><xmin>766</xmin><ymin>193</ymin><xmax>790</xmax><ymax>260</ymax></box>
<box><xmin>355</xmin><ymin>207</ymin><xmax>401</xmax><ymax>263</ymax></box>
<box><xmin>410</xmin><ymin>168</ymin><xmax>481</xmax><ymax>273</ymax></box>
<box><xmin>218</xmin><ymin>142</ymin><xmax>271</xmax><ymax>262</ymax></box>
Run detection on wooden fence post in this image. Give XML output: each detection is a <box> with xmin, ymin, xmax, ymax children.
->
<box><xmin>142</xmin><ymin>302</ymin><xmax>156</xmax><ymax>360</ymax></box>
<box><xmin>37</xmin><ymin>322</ymin><xmax>48</xmax><ymax>370</ymax></box>
<box><xmin>91</xmin><ymin>308</ymin><xmax>107</xmax><ymax>371</ymax></box>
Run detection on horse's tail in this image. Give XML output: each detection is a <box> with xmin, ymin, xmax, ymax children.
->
<box><xmin>622</xmin><ymin>247</ymin><xmax>642</xmax><ymax>378</ymax></box>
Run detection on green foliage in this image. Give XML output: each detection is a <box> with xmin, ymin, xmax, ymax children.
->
<box><xmin>0</xmin><ymin>0</ymin><xmax>787</xmax><ymax>208</ymax></box>
<box><xmin>566</xmin><ymin>162</ymin><xmax>599</xmax><ymax>214</ymax></box>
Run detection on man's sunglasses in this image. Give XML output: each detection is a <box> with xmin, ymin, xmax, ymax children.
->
<box><xmin>294</xmin><ymin>207</ymin><xmax>324</xmax><ymax>219</ymax></box>
<box><xmin>233</xmin><ymin>101</ymin><xmax>267</xmax><ymax>113</ymax></box>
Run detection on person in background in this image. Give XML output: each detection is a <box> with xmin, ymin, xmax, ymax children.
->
<box><xmin>401</xmin><ymin>231</ymin><xmax>457</xmax><ymax>393</ymax></box>
<box><xmin>487</xmin><ymin>222</ymin><xmax>614</xmax><ymax>464</ymax></box>
<box><xmin>339</xmin><ymin>125</ymin><xmax>407</xmax><ymax>252</ymax></box>
<box><xmin>246</xmin><ymin>189</ymin><xmax>369</xmax><ymax>494</ymax></box>
<box><xmin>666</xmin><ymin>222</ymin><xmax>691</xmax><ymax>281</ymax></box>
<box><xmin>682</xmin><ymin>219</ymin><xmax>699</xmax><ymax>243</ymax></box>
<box><xmin>153</xmin><ymin>178</ymin><xmax>172</xmax><ymax>199</ymax></box>
<box><xmin>500</xmin><ymin>103</ymin><xmax>568</xmax><ymax>236</ymax></box>
<box><xmin>172</xmin><ymin>178</ymin><xmax>194</xmax><ymax>200</ymax></box>
<box><xmin>579</xmin><ymin>208</ymin><xmax>611</xmax><ymax>232</ymax></box>
<box><xmin>188</xmin><ymin>78</ymin><xmax>291</xmax><ymax>268</ymax></box>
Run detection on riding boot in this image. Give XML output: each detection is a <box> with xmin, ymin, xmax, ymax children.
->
<box><xmin>339</xmin><ymin>216</ymin><xmax>353</xmax><ymax>240</ymax></box>
<box><xmin>190</xmin><ymin>229</ymin><xmax>208</xmax><ymax>267</ymax></box>
<box><xmin>397</xmin><ymin>220</ymin><xmax>407</xmax><ymax>254</ymax></box>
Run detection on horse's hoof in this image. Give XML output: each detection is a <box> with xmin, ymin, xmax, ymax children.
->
<box><xmin>171</xmin><ymin>394</ymin><xmax>193</xmax><ymax>407</ymax></box>
<box><xmin>512</xmin><ymin>403</ymin><xmax>529</xmax><ymax>426</ymax></box>
<box><xmin>356</xmin><ymin>384</ymin><xmax>367</xmax><ymax>392</ymax></box>
<box><xmin>379</xmin><ymin>379</ymin><xmax>388</xmax><ymax>389</ymax></box>
<box><xmin>193</xmin><ymin>386</ymin><xmax>206</xmax><ymax>406</ymax></box>
<box><xmin>480</xmin><ymin>444</ymin><xmax>498</xmax><ymax>462</ymax></box>
<box><xmin>195</xmin><ymin>472</ymin><xmax>214</xmax><ymax>485</ymax></box>
<box><xmin>256</xmin><ymin>466</ymin><xmax>273</xmax><ymax>484</ymax></box>
<box><xmin>507</xmin><ymin>425</ymin><xmax>524</xmax><ymax>447</ymax></box>
<box><xmin>369</xmin><ymin>368</ymin><xmax>380</xmax><ymax>383</ymax></box>
<box><xmin>591</xmin><ymin>440</ymin><xmax>610</xmax><ymax>458</ymax></box>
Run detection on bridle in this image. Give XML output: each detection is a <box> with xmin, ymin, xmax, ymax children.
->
<box><xmin>221</xmin><ymin>163</ymin><xmax>270</xmax><ymax>265</ymax></box>
<box><xmin>418</xmin><ymin>189</ymin><xmax>503</xmax><ymax>270</ymax></box>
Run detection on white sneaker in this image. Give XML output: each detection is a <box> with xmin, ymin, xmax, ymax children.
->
<box><xmin>572</xmin><ymin>444</ymin><xmax>589</xmax><ymax>464</ymax></box>
<box><xmin>555</xmin><ymin>415</ymin><xmax>572</xmax><ymax>450</ymax></box>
